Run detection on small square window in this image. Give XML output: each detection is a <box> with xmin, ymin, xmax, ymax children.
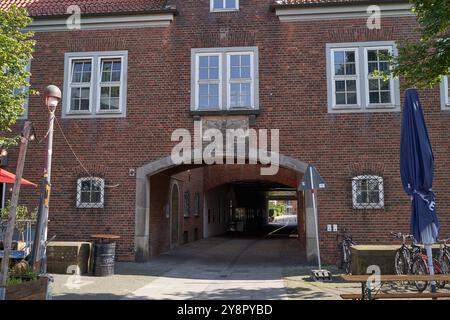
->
<box><xmin>211</xmin><ymin>0</ymin><xmax>238</xmax><ymax>11</ymax></box>
<box><xmin>76</xmin><ymin>177</ymin><xmax>105</xmax><ymax>208</ymax></box>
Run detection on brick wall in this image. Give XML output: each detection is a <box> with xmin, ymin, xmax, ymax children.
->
<box><xmin>3</xmin><ymin>0</ymin><xmax>449</xmax><ymax>263</ymax></box>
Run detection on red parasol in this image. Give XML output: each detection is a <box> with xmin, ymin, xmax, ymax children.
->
<box><xmin>0</xmin><ymin>169</ymin><xmax>37</xmax><ymax>187</ymax></box>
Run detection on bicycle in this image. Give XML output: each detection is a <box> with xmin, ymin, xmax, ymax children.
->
<box><xmin>391</xmin><ymin>232</ymin><xmax>444</xmax><ymax>292</ymax></box>
<box><xmin>337</xmin><ymin>228</ymin><xmax>356</xmax><ymax>275</ymax></box>
<box><xmin>436</xmin><ymin>238</ymin><xmax>450</xmax><ymax>286</ymax></box>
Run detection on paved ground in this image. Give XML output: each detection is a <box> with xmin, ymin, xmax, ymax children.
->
<box><xmin>50</xmin><ymin>232</ymin><xmax>449</xmax><ymax>300</ymax></box>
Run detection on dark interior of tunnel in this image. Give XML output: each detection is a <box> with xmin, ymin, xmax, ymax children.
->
<box><xmin>215</xmin><ymin>180</ymin><xmax>299</xmax><ymax>238</ymax></box>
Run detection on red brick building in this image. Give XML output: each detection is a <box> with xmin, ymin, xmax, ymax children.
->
<box><xmin>1</xmin><ymin>0</ymin><xmax>449</xmax><ymax>264</ymax></box>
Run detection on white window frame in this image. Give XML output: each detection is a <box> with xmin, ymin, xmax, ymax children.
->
<box><xmin>227</xmin><ymin>52</ymin><xmax>255</xmax><ymax>109</ymax></box>
<box><xmin>76</xmin><ymin>177</ymin><xmax>105</xmax><ymax>209</ymax></box>
<box><xmin>63</xmin><ymin>51</ymin><xmax>128</xmax><ymax>119</ymax></box>
<box><xmin>210</xmin><ymin>0</ymin><xmax>239</xmax><ymax>12</ymax></box>
<box><xmin>191</xmin><ymin>47</ymin><xmax>259</xmax><ymax>111</ymax></box>
<box><xmin>326</xmin><ymin>41</ymin><xmax>400</xmax><ymax>113</ymax></box>
<box><xmin>18</xmin><ymin>61</ymin><xmax>31</xmax><ymax>120</ymax></box>
<box><xmin>67</xmin><ymin>57</ymin><xmax>94</xmax><ymax>114</ymax></box>
<box><xmin>441</xmin><ymin>76</ymin><xmax>450</xmax><ymax>110</ymax></box>
<box><xmin>330</xmin><ymin>48</ymin><xmax>360</xmax><ymax>110</ymax></box>
<box><xmin>96</xmin><ymin>56</ymin><xmax>125</xmax><ymax>114</ymax></box>
<box><xmin>195</xmin><ymin>52</ymin><xmax>223</xmax><ymax>110</ymax></box>
<box><xmin>352</xmin><ymin>175</ymin><xmax>384</xmax><ymax>209</ymax></box>
<box><xmin>364</xmin><ymin>46</ymin><xmax>396</xmax><ymax>109</ymax></box>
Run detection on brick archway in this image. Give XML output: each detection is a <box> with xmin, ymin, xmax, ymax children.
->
<box><xmin>134</xmin><ymin>152</ymin><xmax>309</xmax><ymax>261</ymax></box>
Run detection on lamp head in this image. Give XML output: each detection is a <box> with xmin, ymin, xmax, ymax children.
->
<box><xmin>44</xmin><ymin>85</ymin><xmax>62</xmax><ymax>109</ymax></box>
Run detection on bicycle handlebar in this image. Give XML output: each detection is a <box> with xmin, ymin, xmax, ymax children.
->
<box><xmin>390</xmin><ymin>232</ymin><xmax>415</xmax><ymax>242</ymax></box>
<box><xmin>437</xmin><ymin>238</ymin><xmax>450</xmax><ymax>245</ymax></box>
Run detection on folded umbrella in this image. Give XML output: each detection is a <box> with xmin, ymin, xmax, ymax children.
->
<box><xmin>0</xmin><ymin>169</ymin><xmax>37</xmax><ymax>187</ymax></box>
<box><xmin>400</xmin><ymin>88</ymin><xmax>439</xmax><ymax>292</ymax></box>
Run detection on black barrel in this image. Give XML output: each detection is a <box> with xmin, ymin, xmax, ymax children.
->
<box><xmin>93</xmin><ymin>242</ymin><xmax>116</xmax><ymax>276</ymax></box>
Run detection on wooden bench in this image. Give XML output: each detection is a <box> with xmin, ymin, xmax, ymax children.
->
<box><xmin>341</xmin><ymin>292</ymin><xmax>450</xmax><ymax>300</ymax></box>
<box><xmin>340</xmin><ymin>274</ymin><xmax>450</xmax><ymax>300</ymax></box>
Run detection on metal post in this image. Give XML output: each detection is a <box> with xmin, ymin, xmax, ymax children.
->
<box><xmin>308</xmin><ymin>164</ymin><xmax>322</xmax><ymax>270</ymax></box>
<box><xmin>425</xmin><ymin>245</ymin><xmax>437</xmax><ymax>293</ymax></box>
<box><xmin>311</xmin><ymin>189</ymin><xmax>322</xmax><ymax>270</ymax></box>
<box><xmin>0</xmin><ymin>121</ymin><xmax>32</xmax><ymax>300</ymax></box>
<box><xmin>31</xmin><ymin>108</ymin><xmax>55</xmax><ymax>274</ymax></box>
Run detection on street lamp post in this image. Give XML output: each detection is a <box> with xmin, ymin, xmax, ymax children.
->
<box><xmin>30</xmin><ymin>85</ymin><xmax>61</xmax><ymax>274</ymax></box>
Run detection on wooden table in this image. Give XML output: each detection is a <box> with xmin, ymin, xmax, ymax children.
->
<box><xmin>341</xmin><ymin>274</ymin><xmax>450</xmax><ymax>300</ymax></box>
<box><xmin>90</xmin><ymin>234</ymin><xmax>120</xmax><ymax>244</ymax></box>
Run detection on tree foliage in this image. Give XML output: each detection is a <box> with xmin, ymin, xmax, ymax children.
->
<box><xmin>388</xmin><ymin>0</ymin><xmax>450</xmax><ymax>88</ymax></box>
<box><xmin>268</xmin><ymin>201</ymin><xmax>287</xmax><ymax>218</ymax></box>
<box><xmin>0</xmin><ymin>6</ymin><xmax>35</xmax><ymax>147</ymax></box>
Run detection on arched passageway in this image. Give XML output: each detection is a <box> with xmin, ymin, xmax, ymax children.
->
<box><xmin>134</xmin><ymin>153</ymin><xmax>319</xmax><ymax>263</ymax></box>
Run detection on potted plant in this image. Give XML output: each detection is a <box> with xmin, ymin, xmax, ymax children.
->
<box><xmin>1</xmin><ymin>203</ymin><xmax>47</xmax><ymax>300</ymax></box>
<box><xmin>4</xmin><ymin>262</ymin><xmax>48</xmax><ymax>300</ymax></box>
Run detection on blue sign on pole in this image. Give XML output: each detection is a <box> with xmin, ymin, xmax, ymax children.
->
<box><xmin>298</xmin><ymin>165</ymin><xmax>326</xmax><ymax>191</ymax></box>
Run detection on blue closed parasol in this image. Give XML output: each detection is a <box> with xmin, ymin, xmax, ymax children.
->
<box><xmin>400</xmin><ymin>88</ymin><xmax>439</xmax><ymax>291</ymax></box>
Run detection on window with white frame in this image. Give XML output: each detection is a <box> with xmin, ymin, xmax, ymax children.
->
<box><xmin>327</xmin><ymin>42</ymin><xmax>399</xmax><ymax>113</ymax></box>
<box><xmin>198</xmin><ymin>54</ymin><xmax>221</xmax><ymax>109</ymax></box>
<box><xmin>441</xmin><ymin>76</ymin><xmax>450</xmax><ymax>110</ymax></box>
<box><xmin>76</xmin><ymin>177</ymin><xmax>105</xmax><ymax>208</ymax></box>
<box><xmin>331</xmin><ymin>49</ymin><xmax>359</xmax><ymax>107</ymax></box>
<box><xmin>16</xmin><ymin>61</ymin><xmax>31</xmax><ymax>119</ymax></box>
<box><xmin>352</xmin><ymin>175</ymin><xmax>384</xmax><ymax>209</ymax></box>
<box><xmin>192</xmin><ymin>47</ymin><xmax>258</xmax><ymax>111</ymax></box>
<box><xmin>63</xmin><ymin>51</ymin><xmax>127</xmax><ymax>118</ymax></box>
<box><xmin>366</xmin><ymin>48</ymin><xmax>393</xmax><ymax>105</ymax></box>
<box><xmin>211</xmin><ymin>0</ymin><xmax>239</xmax><ymax>11</ymax></box>
<box><xmin>69</xmin><ymin>60</ymin><xmax>92</xmax><ymax>112</ymax></box>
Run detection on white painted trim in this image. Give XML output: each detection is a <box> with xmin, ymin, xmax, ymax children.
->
<box><xmin>63</xmin><ymin>51</ymin><xmax>128</xmax><ymax>119</ymax></box>
<box><xmin>330</xmin><ymin>47</ymin><xmax>361</xmax><ymax>109</ymax></box>
<box><xmin>67</xmin><ymin>57</ymin><xmax>94</xmax><ymax>114</ymax></box>
<box><xmin>275</xmin><ymin>3</ymin><xmax>414</xmax><ymax>22</ymax></box>
<box><xmin>194</xmin><ymin>53</ymin><xmax>223</xmax><ymax>111</ymax></box>
<box><xmin>191</xmin><ymin>47</ymin><xmax>259</xmax><ymax>112</ymax></box>
<box><xmin>226</xmin><ymin>52</ymin><xmax>255</xmax><ymax>109</ymax></box>
<box><xmin>96</xmin><ymin>56</ymin><xmax>126</xmax><ymax>114</ymax></box>
<box><xmin>441</xmin><ymin>76</ymin><xmax>450</xmax><ymax>110</ymax></box>
<box><xmin>17</xmin><ymin>61</ymin><xmax>31</xmax><ymax>120</ymax></box>
<box><xmin>326</xmin><ymin>41</ymin><xmax>400</xmax><ymax>113</ymax></box>
<box><xmin>210</xmin><ymin>0</ymin><xmax>239</xmax><ymax>12</ymax></box>
<box><xmin>363</xmin><ymin>46</ymin><xmax>396</xmax><ymax>109</ymax></box>
<box><xmin>25</xmin><ymin>13</ymin><xmax>174</xmax><ymax>32</ymax></box>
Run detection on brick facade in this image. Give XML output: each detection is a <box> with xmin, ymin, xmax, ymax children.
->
<box><xmin>2</xmin><ymin>0</ymin><xmax>449</xmax><ymax>264</ymax></box>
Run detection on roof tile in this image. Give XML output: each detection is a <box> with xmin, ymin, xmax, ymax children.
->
<box><xmin>0</xmin><ymin>0</ymin><xmax>169</xmax><ymax>17</ymax></box>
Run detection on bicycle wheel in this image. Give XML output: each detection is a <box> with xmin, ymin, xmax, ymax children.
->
<box><xmin>411</xmin><ymin>257</ymin><xmax>428</xmax><ymax>292</ymax></box>
<box><xmin>434</xmin><ymin>258</ymin><xmax>446</xmax><ymax>289</ymax></box>
<box><xmin>345</xmin><ymin>248</ymin><xmax>352</xmax><ymax>274</ymax></box>
<box><xmin>394</xmin><ymin>249</ymin><xmax>409</xmax><ymax>275</ymax></box>
<box><xmin>442</xmin><ymin>254</ymin><xmax>450</xmax><ymax>274</ymax></box>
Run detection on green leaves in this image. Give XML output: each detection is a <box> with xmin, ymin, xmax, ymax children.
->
<box><xmin>0</xmin><ymin>5</ymin><xmax>35</xmax><ymax>146</ymax></box>
<box><xmin>388</xmin><ymin>0</ymin><xmax>450</xmax><ymax>89</ymax></box>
